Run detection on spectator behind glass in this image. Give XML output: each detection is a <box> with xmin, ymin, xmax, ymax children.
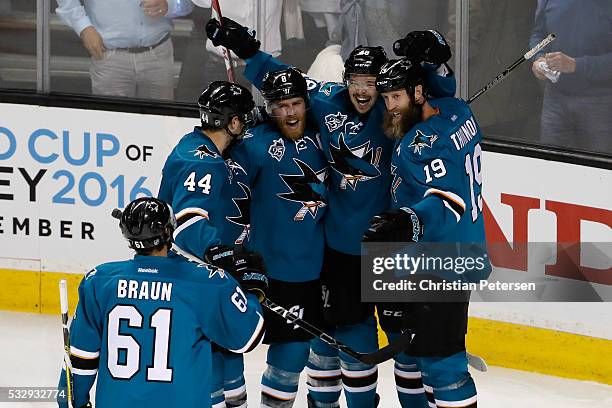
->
<box><xmin>530</xmin><ymin>0</ymin><xmax>612</xmax><ymax>154</ymax></box>
<box><xmin>56</xmin><ymin>0</ymin><xmax>193</xmax><ymax>100</ymax></box>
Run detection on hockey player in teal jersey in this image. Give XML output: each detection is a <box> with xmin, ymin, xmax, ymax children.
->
<box><xmin>157</xmin><ymin>81</ymin><xmax>256</xmax><ymax>408</ymax></box>
<box><xmin>158</xmin><ymin>80</ymin><xmax>254</xmax><ymax>260</ymax></box>
<box><xmin>362</xmin><ymin>58</ymin><xmax>492</xmax><ymax>408</ymax></box>
<box><xmin>206</xmin><ymin>17</ymin><xmax>457</xmax><ymax>408</ymax></box>
<box><xmin>228</xmin><ymin>68</ymin><xmax>328</xmax><ymax>408</ymax></box>
<box><xmin>57</xmin><ymin>197</ymin><xmax>267</xmax><ymax>408</ymax></box>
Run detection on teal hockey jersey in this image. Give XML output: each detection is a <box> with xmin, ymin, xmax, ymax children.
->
<box><xmin>244</xmin><ymin>51</ymin><xmax>456</xmax><ymax>255</ymax></box>
<box><xmin>230</xmin><ymin>123</ymin><xmax>328</xmax><ymax>282</ymax></box>
<box><xmin>390</xmin><ymin>97</ymin><xmax>491</xmax><ymax>280</ymax></box>
<box><xmin>58</xmin><ymin>254</ymin><xmax>264</xmax><ymax>408</ymax></box>
<box><xmin>158</xmin><ymin>128</ymin><xmax>251</xmax><ymax>261</ymax></box>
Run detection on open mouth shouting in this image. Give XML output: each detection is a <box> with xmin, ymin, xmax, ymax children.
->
<box><xmin>286</xmin><ymin>118</ymin><xmax>300</xmax><ymax>129</ymax></box>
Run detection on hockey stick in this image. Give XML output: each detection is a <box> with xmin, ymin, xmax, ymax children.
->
<box><xmin>211</xmin><ymin>0</ymin><xmax>236</xmax><ymax>83</ymax></box>
<box><xmin>59</xmin><ymin>279</ymin><xmax>75</xmax><ymax>408</ymax></box>
<box><xmin>467</xmin><ymin>33</ymin><xmax>556</xmax><ymax>104</ymax></box>
<box><xmin>262</xmin><ymin>298</ymin><xmax>413</xmax><ymax>365</ymax></box>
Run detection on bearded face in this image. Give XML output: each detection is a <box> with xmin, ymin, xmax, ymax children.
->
<box><xmin>381</xmin><ymin>90</ymin><xmax>423</xmax><ymax>140</ymax></box>
<box><xmin>269</xmin><ymin>96</ymin><xmax>307</xmax><ymax>141</ymax></box>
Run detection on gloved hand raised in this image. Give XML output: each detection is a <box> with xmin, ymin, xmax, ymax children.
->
<box><xmin>205</xmin><ymin>17</ymin><xmax>261</xmax><ymax>59</ymax></box>
<box><xmin>393</xmin><ymin>30</ymin><xmax>451</xmax><ymax>65</ymax></box>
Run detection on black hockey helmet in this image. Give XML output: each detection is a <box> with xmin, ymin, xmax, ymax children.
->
<box><xmin>112</xmin><ymin>197</ymin><xmax>176</xmax><ymax>251</ymax></box>
<box><xmin>198</xmin><ymin>81</ymin><xmax>255</xmax><ymax>129</ymax></box>
<box><xmin>261</xmin><ymin>68</ymin><xmax>308</xmax><ymax>103</ymax></box>
<box><xmin>376</xmin><ymin>58</ymin><xmax>425</xmax><ymax>94</ymax></box>
<box><xmin>343</xmin><ymin>45</ymin><xmax>388</xmax><ymax>82</ymax></box>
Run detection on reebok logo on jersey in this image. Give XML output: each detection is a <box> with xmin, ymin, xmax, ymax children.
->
<box><xmin>408</xmin><ymin>130</ymin><xmax>438</xmax><ymax>155</ymax></box>
<box><xmin>324</xmin><ymin>112</ymin><xmax>348</xmax><ymax>133</ymax></box>
<box><xmin>137</xmin><ymin>268</ymin><xmax>158</xmax><ymax>273</ymax></box>
<box><xmin>268</xmin><ymin>138</ymin><xmax>285</xmax><ymax>162</ymax></box>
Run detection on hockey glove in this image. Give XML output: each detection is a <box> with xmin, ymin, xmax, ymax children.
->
<box><xmin>393</xmin><ymin>30</ymin><xmax>451</xmax><ymax>65</ymax></box>
<box><xmin>204</xmin><ymin>245</ymin><xmax>235</xmax><ymax>272</ymax></box>
<box><xmin>245</xmin><ymin>105</ymin><xmax>270</xmax><ymax>128</ymax></box>
<box><xmin>233</xmin><ymin>245</ymin><xmax>269</xmax><ymax>302</ymax></box>
<box><xmin>205</xmin><ymin>17</ymin><xmax>261</xmax><ymax>59</ymax></box>
<box><xmin>362</xmin><ymin>208</ymin><xmax>424</xmax><ymax>243</ymax></box>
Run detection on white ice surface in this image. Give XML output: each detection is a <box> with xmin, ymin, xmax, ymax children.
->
<box><xmin>0</xmin><ymin>311</ymin><xmax>610</xmax><ymax>407</ymax></box>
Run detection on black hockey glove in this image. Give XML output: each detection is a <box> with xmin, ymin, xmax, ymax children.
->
<box><xmin>393</xmin><ymin>30</ymin><xmax>451</xmax><ymax>65</ymax></box>
<box><xmin>205</xmin><ymin>17</ymin><xmax>261</xmax><ymax>59</ymax></box>
<box><xmin>232</xmin><ymin>245</ymin><xmax>269</xmax><ymax>302</ymax></box>
<box><xmin>245</xmin><ymin>105</ymin><xmax>270</xmax><ymax>128</ymax></box>
<box><xmin>362</xmin><ymin>208</ymin><xmax>424</xmax><ymax>243</ymax></box>
<box><xmin>204</xmin><ymin>245</ymin><xmax>235</xmax><ymax>272</ymax></box>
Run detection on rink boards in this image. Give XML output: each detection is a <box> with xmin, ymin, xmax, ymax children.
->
<box><xmin>0</xmin><ymin>103</ymin><xmax>610</xmax><ymax>384</ymax></box>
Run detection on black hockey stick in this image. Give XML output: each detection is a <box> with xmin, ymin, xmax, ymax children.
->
<box><xmin>262</xmin><ymin>298</ymin><xmax>413</xmax><ymax>365</ymax></box>
<box><xmin>59</xmin><ymin>280</ymin><xmax>75</xmax><ymax>408</ymax></box>
<box><xmin>467</xmin><ymin>33</ymin><xmax>555</xmax><ymax>104</ymax></box>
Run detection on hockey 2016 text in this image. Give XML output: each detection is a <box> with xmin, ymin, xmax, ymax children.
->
<box><xmin>117</xmin><ymin>279</ymin><xmax>172</xmax><ymax>302</ymax></box>
<box><xmin>449</xmin><ymin>116</ymin><xmax>478</xmax><ymax>151</ymax></box>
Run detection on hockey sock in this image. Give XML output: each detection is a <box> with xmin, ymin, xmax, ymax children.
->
<box><xmin>224</xmin><ymin>352</ymin><xmax>247</xmax><ymax>408</ymax></box>
<box><xmin>211</xmin><ymin>351</ymin><xmax>226</xmax><ymax>408</ymax></box>
<box><xmin>390</xmin><ymin>348</ymin><xmax>428</xmax><ymax>408</ymax></box>
<box><xmin>261</xmin><ymin>341</ymin><xmax>310</xmax><ymax>407</ymax></box>
<box><xmin>420</xmin><ymin>352</ymin><xmax>477</xmax><ymax>408</ymax></box>
<box><xmin>306</xmin><ymin>337</ymin><xmax>341</xmax><ymax>407</ymax></box>
<box><xmin>336</xmin><ymin>317</ymin><xmax>379</xmax><ymax>408</ymax></box>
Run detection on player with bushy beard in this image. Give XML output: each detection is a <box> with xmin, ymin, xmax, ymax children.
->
<box><xmin>362</xmin><ymin>58</ymin><xmax>491</xmax><ymax>408</ymax></box>
<box><xmin>206</xmin><ymin>17</ymin><xmax>459</xmax><ymax>408</ymax></box>
<box><xmin>229</xmin><ymin>68</ymin><xmax>329</xmax><ymax>408</ymax></box>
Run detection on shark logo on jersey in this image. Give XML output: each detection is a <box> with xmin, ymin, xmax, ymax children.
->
<box><xmin>329</xmin><ymin>131</ymin><xmax>381</xmax><ymax>190</ymax></box>
<box><xmin>278</xmin><ymin>158</ymin><xmax>328</xmax><ymax>221</ymax></box>
<box><xmin>268</xmin><ymin>138</ymin><xmax>285</xmax><ymax>162</ymax></box>
<box><xmin>325</xmin><ymin>111</ymin><xmax>348</xmax><ymax>133</ymax></box>
<box><xmin>408</xmin><ymin>130</ymin><xmax>438</xmax><ymax>155</ymax></box>
<box><xmin>225</xmin><ymin>158</ymin><xmax>246</xmax><ymax>184</ymax></box>
<box><xmin>191</xmin><ymin>144</ymin><xmax>220</xmax><ymax>159</ymax></box>
<box><xmin>200</xmin><ymin>264</ymin><xmax>227</xmax><ymax>279</ymax></box>
<box><xmin>390</xmin><ymin>164</ymin><xmax>402</xmax><ymax>203</ymax></box>
<box><xmin>227</xmin><ymin>182</ymin><xmax>252</xmax><ymax>244</ymax></box>
<box><xmin>319</xmin><ymin>81</ymin><xmax>342</xmax><ymax>96</ymax></box>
